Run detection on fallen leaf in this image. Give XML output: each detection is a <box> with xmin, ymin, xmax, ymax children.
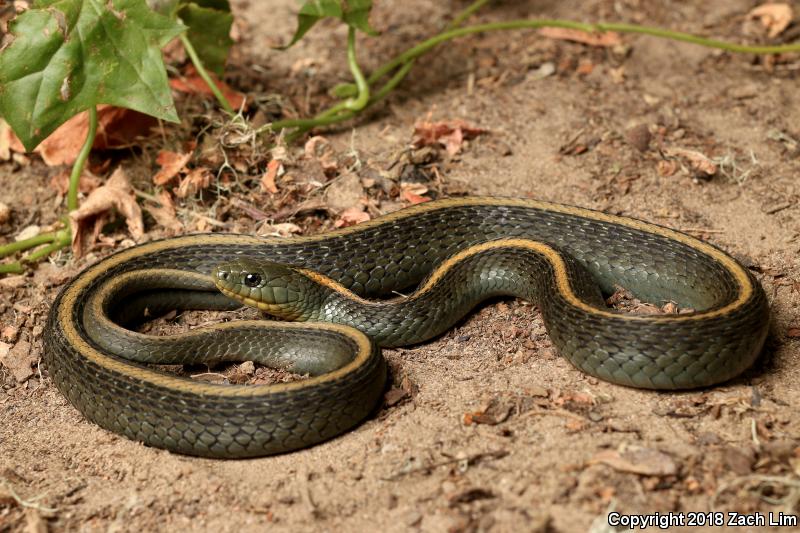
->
<box><xmin>169</xmin><ymin>65</ymin><xmax>246</xmax><ymax>110</ymax></box>
<box><xmin>260</xmin><ymin>159</ymin><xmax>282</xmax><ymax>194</ymax></box>
<box><xmin>334</xmin><ymin>206</ymin><xmax>371</xmax><ymax>228</ymax></box>
<box><xmin>538</xmin><ymin>27</ymin><xmax>622</xmax><ymax>47</ymax></box>
<box><xmin>748</xmin><ymin>3</ymin><xmax>793</xmax><ymax>38</ymax></box>
<box><xmin>664</xmin><ymin>147</ymin><xmax>717</xmax><ymax>177</ymax></box>
<box><xmin>401</xmin><ymin>190</ymin><xmax>430</xmax><ymax>205</ymax></box>
<box><xmin>463</xmin><ymin>398</ymin><xmax>512</xmax><ymax>426</ymax></box>
<box><xmin>257</xmin><ymin>222</ymin><xmax>303</xmax><ymax>237</ymax></box>
<box><xmin>153</xmin><ymin>150</ymin><xmax>192</xmax><ymax>186</ymax></box>
<box><xmin>69</xmin><ymin>167</ymin><xmax>144</xmax><ymax>257</ymax></box>
<box><xmin>304</xmin><ymin>136</ymin><xmax>338</xmax><ymax>173</ymax></box>
<box><xmin>176</xmin><ymin>167</ymin><xmax>213</xmax><ymax>198</ymax></box>
<box><xmin>0</xmin><ymin>202</ymin><xmax>9</xmax><ymax>224</ymax></box>
<box><xmin>413</xmin><ymin>120</ymin><xmax>487</xmax><ymax>156</ymax></box>
<box><xmin>591</xmin><ymin>446</ymin><xmax>677</xmax><ymax>476</ymax></box>
<box><xmin>400</xmin><ymin>183</ymin><xmax>430</xmax><ymax>205</ymax></box>
<box><xmin>144</xmin><ymin>190</ymin><xmax>183</xmax><ymax>234</ymax></box>
<box><xmin>5</xmin><ymin>106</ymin><xmax>156</xmax><ymax>166</ymax></box>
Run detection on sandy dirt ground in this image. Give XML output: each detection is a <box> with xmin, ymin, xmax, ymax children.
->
<box><xmin>2</xmin><ymin>1</ymin><xmax>800</xmax><ymax>531</ymax></box>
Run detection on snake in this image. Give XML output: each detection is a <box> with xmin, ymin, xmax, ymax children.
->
<box><xmin>43</xmin><ymin>197</ymin><xmax>769</xmax><ymax>458</ymax></box>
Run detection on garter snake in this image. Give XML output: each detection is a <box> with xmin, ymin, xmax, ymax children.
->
<box><xmin>44</xmin><ymin>197</ymin><xmax>769</xmax><ymax>458</ymax></box>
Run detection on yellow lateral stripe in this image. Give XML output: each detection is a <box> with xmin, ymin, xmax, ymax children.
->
<box><xmin>298</xmin><ymin>237</ymin><xmax>750</xmax><ymax>322</ymax></box>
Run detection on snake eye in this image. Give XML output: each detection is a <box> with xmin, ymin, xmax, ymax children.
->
<box><xmin>243</xmin><ymin>272</ymin><xmax>263</xmax><ymax>288</ymax></box>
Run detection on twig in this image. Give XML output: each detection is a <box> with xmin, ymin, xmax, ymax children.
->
<box><xmin>382</xmin><ymin>449</ymin><xmax>508</xmax><ymax>481</ymax></box>
<box><xmin>0</xmin><ymin>478</ymin><xmax>58</xmax><ymax>514</ymax></box>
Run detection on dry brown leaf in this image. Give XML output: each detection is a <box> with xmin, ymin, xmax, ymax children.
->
<box><xmin>260</xmin><ymin>159</ymin><xmax>281</xmax><ymax>194</ymax></box>
<box><xmin>664</xmin><ymin>147</ymin><xmax>717</xmax><ymax>177</ymax></box>
<box><xmin>334</xmin><ymin>206</ymin><xmax>371</xmax><ymax>228</ymax></box>
<box><xmin>748</xmin><ymin>3</ymin><xmax>793</xmax><ymax>38</ymax></box>
<box><xmin>144</xmin><ymin>190</ymin><xmax>183</xmax><ymax>234</ymax></box>
<box><xmin>176</xmin><ymin>167</ymin><xmax>213</xmax><ymax>198</ymax></box>
<box><xmin>413</xmin><ymin>120</ymin><xmax>487</xmax><ymax>156</ymax></box>
<box><xmin>69</xmin><ymin>167</ymin><xmax>144</xmax><ymax>257</ymax></box>
<box><xmin>169</xmin><ymin>65</ymin><xmax>246</xmax><ymax>109</ymax></box>
<box><xmin>591</xmin><ymin>446</ymin><xmax>677</xmax><ymax>476</ymax></box>
<box><xmin>257</xmin><ymin>222</ymin><xmax>303</xmax><ymax>237</ymax></box>
<box><xmin>400</xmin><ymin>182</ymin><xmax>430</xmax><ymax>205</ymax></box>
<box><xmin>5</xmin><ymin>106</ymin><xmax>156</xmax><ymax>166</ymax></box>
<box><xmin>401</xmin><ymin>190</ymin><xmax>430</xmax><ymax>205</ymax></box>
<box><xmin>153</xmin><ymin>150</ymin><xmax>192</xmax><ymax>186</ymax></box>
<box><xmin>538</xmin><ymin>27</ymin><xmax>622</xmax><ymax>47</ymax></box>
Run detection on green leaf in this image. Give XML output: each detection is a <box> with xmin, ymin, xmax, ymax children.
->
<box><xmin>0</xmin><ymin>0</ymin><xmax>185</xmax><ymax>151</ymax></box>
<box><xmin>282</xmin><ymin>0</ymin><xmax>377</xmax><ymax>49</ymax></box>
<box><xmin>178</xmin><ymin>1</ymin><xmax>233</xmax><ymax>76</ymax></box>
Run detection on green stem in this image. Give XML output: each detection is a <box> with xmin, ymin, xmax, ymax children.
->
<box><xmin>266</xmin><ymin>0</ymin><xmax>488</xmax><ymax>139</ymax></box>
<box><xmin>68</xmin><ymin>106</ymin><xmax>98</xmax><ymax>212</ymax></box>
<box><xmin>269</xmin><ymin>16</ymin><xmax>800</xmax><ymax>141</ymax></box>
<box><xmin>344</xmin><ymin>27</ymin><xmax>370</xmax><ymax>111</ymax></box>
<box><xmin>0</xmin><ymin>232</ymin><xmax>58</xmax><ymax>259</ymax></box>
<box><xmin>367</xmin><ymin>19</ymin><xmax>800</xmax><ymax>86</ymax></box>
<box><xmin>282</xmin><ymin>59</ymin><xmax>417</xmax><ymax>144</ymax></box>
<box><xmin>25</xmin><ymin>231</ymin><xmax>69</xmax><ymax>263</ymax></box>
<box><xmin>0</xmin><ymin>262</ymin><xmax>24</xmax><ymax>274</ymax></box>
<box><xmin>180</xmin><ymin>33</ymin><xmax>234</xmax><ymax>113</ymax></box>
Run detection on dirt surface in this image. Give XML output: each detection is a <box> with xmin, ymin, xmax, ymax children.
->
<box><xmin>2</xmin><ymin>1</ymin><xmax>800</xmax><ymax>531</ymax></box>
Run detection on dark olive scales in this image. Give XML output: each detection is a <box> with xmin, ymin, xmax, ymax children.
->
<box><xmin>44</xmin><ymin>198</ymin><xmax>769</xmax><ymax>458</ymax></box>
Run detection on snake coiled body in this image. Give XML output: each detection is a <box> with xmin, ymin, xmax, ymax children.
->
<box><xmin>44</xmin><ymin>197</ymin><xmax>769</xmax><ymax>458</ymax></box>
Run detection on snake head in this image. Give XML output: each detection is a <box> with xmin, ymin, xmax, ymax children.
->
<box><xmin>212</xmin><ymin>258</ymin><xmax>326</xmax><ymax>321</ymax></box>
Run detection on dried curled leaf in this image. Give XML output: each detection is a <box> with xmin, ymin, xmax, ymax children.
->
<box><xmin>413</xmin><ymin>119</ymin><xmax>487</xmax><ymax>156</ymax></box>
<box><xmin>70</xmin><ymin>167</ymin><xmax>143</xmax><ymax>257</ymax></box>
<box><xmin>748</xmin><ymin>3</ymin><xmax>793</xmax><ymax>38</ymax></box>
<box><xmin>153</xmin><ymin>150</ymin><xmax>192</xmax><ymax>185</ymax></box>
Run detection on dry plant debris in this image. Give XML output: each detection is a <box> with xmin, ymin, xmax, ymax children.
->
<box><xmin>69</xmin><ymin>167</ymin><xmax>143</xmax><ymax>257</ymax></box>
<box><xmin>748</xmin><ymin>3</ymin><xmax>794</xmax><ymax>38</ymax></box>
